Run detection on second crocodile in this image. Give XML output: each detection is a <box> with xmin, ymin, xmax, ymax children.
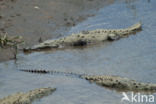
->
<box><xmin>20</xmin><ymin>69</ymin><xmax>156</xmax><ymax>92</ymax></box>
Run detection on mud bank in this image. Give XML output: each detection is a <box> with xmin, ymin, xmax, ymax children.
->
<box><xmin>0</xmin><ymin>0</ymin><xmax>114</xmax><ymax>62</ymax></box>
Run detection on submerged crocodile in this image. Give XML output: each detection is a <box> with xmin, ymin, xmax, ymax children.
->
<box><xmin>0</xmin><ymin>87</ymin><xmax>56</xmax><ymax>104</ymax></box>
<box><xmin>20</xmin><ymin>69</ymin><xmax>156</xmax><ymax>92</ymax></box>
<box><xmin>24</xmin><ymin>22</ymin><xmax>141</xmax><ymax>51</ymax></box>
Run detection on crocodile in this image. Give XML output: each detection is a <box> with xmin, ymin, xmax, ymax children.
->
<box><xmin>23</xmin><ymin>22</ymin><xmax>141</xmax><ymax>51</ymax></box>
<box><xmin>0</xmin><ymin>87</ymin><xmax>56</xmax><ymax>104</ymax></box>
<box><xmin>19</xmin><ymin>69</ymin><xmax>156</xmax><ymax>92</ymax></box>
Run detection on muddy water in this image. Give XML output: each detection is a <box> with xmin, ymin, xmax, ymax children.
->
<box><xmin>0</xmin><ymin>0</ymin><xmax>156</xmax><ymax>104</ymax></box>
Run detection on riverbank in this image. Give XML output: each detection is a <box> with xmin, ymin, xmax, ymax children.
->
<box><xmin>0</xmin><ymin>0</ymin><xmax>114</xmax><ymax>62</ymax></box>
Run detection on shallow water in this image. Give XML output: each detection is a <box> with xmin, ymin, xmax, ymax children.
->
<box><xmin>0</xmin><ymin>0</ymin><xmax>156</xmax><ymax>104</ymax></box>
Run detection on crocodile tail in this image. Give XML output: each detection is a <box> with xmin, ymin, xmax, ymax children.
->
<box><xmin>19</xmin><ymin>69</ymin><xmax>86</xmax><ymax>78</ymax></box>
<box><xmin>128</xmin><ymin>22</ymin><xmax>142</xmax><ymax>31</ymax></box>
<box><xmin>117</xmin><ymin>22</ymin><xmax>142</xmax><ymax>36</ymax></box>
<box><xmin>20</xmin><ymin>69</ymin><xmax>50</xmax><ymax>74</ymax></box>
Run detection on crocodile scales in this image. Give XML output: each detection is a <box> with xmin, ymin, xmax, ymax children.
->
<box><xmin>0</xmin><ymin>87</ymin><xmax>56</xmax><ymax>104</ymax></box>
<box><xmin>19</xmin><ymin>69</ymin><xmax>156</xmax><ymax>92</ymax></box>
<box><xmin>24</xmin><ymin>22</ymin><xmax>141</xmax><ymax>51</ymax></box>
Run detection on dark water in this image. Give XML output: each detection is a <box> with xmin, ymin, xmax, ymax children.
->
<box><xmin>0</xmin><ymin>0</ymin><xmax>156</xmax><ymax>104</ymax></box>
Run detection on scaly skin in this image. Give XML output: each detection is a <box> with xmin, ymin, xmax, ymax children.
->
<box><xmin>0</xmin><ymin>87</ymin><xmax>56</xmax><ymax>104</ymax></box>
<box><xmin>19</xmin><ymin>69</ymin><xmax>156</xmax><ymax>92</ymax></box>
<box><xmin>24</xmin><ymin>22</ymin><xmax>141</xmax><ymax>51</ymax></box>
<box><xmin>82</xmin><ymin>75</ymin><xmax>156</xmax><ymax>92</ymax></box>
